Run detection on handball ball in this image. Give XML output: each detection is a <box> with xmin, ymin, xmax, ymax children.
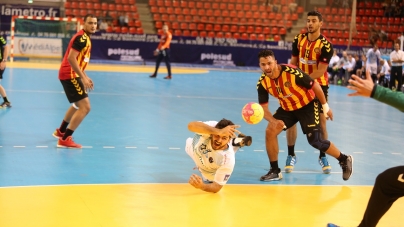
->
<box><xmin>241</xmin><ymin>102</ymin><xmax>264</xmax><ymax>124</ymax></box>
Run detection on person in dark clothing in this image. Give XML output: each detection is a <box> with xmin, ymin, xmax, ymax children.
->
<box><xmin>328</xmin><ymin>69</ymin><xmax>404</xmax><ymax>227</ymax></box>
<box><xmin>149</xmin><ymin>24</ymin><xmax>172</xmax><ymax>79</ymax></box>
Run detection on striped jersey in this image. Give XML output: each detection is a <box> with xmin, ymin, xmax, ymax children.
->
<box><xmin>257</xmin><ymin>64</ymin><xmax>315</xmax><ymax>111</ymax></box>
<box><xmin>0</xmin><ymin>36</ymin><xmax>6</xmax><ymax>60</ymax></box>
<box><xmin>59</xmin><ymin>30</ymin><xmax>92</xmax><ymax>80</ymax></box>
<box><xmin>292</xmin><ymin>33</ymin><xmax>333</xmax><ymax>86</ymax></box>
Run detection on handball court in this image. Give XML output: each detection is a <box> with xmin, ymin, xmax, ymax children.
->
<box><xmin>0</xmin><ymin>62</ymin><xmax>403</xmax><ymax>227</ymax></box>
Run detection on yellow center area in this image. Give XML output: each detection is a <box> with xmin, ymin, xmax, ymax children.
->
<box><xmin>0</xmin><ymin>184</ymin><xmax>402</xmax><ymax>227</ymax></box>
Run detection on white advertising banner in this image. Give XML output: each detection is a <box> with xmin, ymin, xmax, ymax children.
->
<box><xmin>13</xmin><ymin>37</ymin><xmax>62</xmax><ymax>58</ymax></box>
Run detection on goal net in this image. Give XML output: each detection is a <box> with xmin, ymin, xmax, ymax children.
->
<box><xmin>10</xmin><ymin>16</ymin><xmax>82</xmax><ymax>62</ymax></box>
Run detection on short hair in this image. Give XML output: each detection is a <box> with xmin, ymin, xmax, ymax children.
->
<box><xmin>83</xmin><ymin>14</ymin><xmax>97</xmax><ymax>22</ymax></box>
<box><xmin>258</xmin><ymin>49</ymin><xmax>275</xmax><ymax>59</ymax></box>
<box><xmin>307</xmin><ymin>11</ymin><xmax>323</xmax><ymax>22</ymax></box>
<box><xmin>215</xmin><ymin>118</ymin><xmax>235</xmax><ymax>129</ymax></box>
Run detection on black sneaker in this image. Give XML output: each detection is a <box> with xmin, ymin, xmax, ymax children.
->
<box><xmin>260</xmin><ymin>168</ymin><xmax>283</xmax><ymax>181</ymax></box>
<box><xmin>0</xmin><ymin>101</ymin><xmax>11</xmax><ymax>108</ymax></box>
<box><xmin>339</xmin><ymin>155</ymin><xmax>353</xmax><ymax>181</ymax></box>
<box><xmin>149</xmin><ymin>74</ymin><xmax>157</xmax><ymax>78</ymax></box>
<box><xmin>232</xmin><ymin>133</ymin><xmax>252</xmax><ymax>147</ymax></box>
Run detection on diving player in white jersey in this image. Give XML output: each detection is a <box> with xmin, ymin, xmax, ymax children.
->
<box><xmin>366</xmin><ymin>44</ymin><xmax>382</xmax><ymax>83</ymax></box>
<box><xmin>185</xmin><ymin>119</ymin><xmax>252</xmax><ymax>193</ymax></box>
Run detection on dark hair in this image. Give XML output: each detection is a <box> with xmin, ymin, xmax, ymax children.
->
<box><xmin>83</xmin><ymin>14</ymin><xmax>97</xmax><ymax>22</ymax></box>
<box><xmin>258</xmin><ymin>49</ymin><xmax>275</xmax><ymax>59</ymax></box>
<box><xmin>307</xmin><ymin>11</ymin><xmax>323</xmax><ymax>22</ymax></box>
<box><xmin>215</xmin><ymin>118</ymin><xmax>235</xmax><ymax>129</ymax></box>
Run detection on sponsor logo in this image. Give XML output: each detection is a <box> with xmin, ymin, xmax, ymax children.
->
<box><xmin>107</xmin><ymin>48</ymin><xmax>143</xmax><ymax>62</ymax></box>
<box><xmin>314</xmin><ymin>47</ymin><xmax>321</xmax><ymax>54</ymax></box>
<box><xmin>17</xmin><ymin>38</ymin><xmax>61</xmax><ymax>55</ymax></box>
<box><xmin>1</xmin><ymin>5</ymin><xmax>58</xmax><ymax>17</ymax></box>
<box><xmin>224</xmin><ymin>174</ymin><xmax>230</xmax><ymax>181</ymax></box>
<box><xmin>284</xmin><ymin>81</ymin><xmax>291</xmax><ymax>88</ymax></box>
<box><xmin>200</xmin><ymin>53</ymin><xmax>235</xmax><ymax>66</ymax></box>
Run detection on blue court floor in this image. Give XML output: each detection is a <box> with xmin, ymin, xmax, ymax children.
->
<box><xmin>0</xmin><ymin>63</ymin><xmax>403</xmax><ymax>187</ymax></box>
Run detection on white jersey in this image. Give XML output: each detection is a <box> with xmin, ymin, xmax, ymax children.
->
<box><xmin>185</xmin><ymin>121</ymin><xmax>236</xmax><ymax>185</ymax></box>
<box><xmin>366</xmin><ymin>48</ymin><xmax>381</xmax><ymax>65</ymax></box>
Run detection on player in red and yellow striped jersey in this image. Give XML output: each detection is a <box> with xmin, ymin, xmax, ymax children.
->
<box><xmin>286</xmin><ymin>11</ymin><xmax>334</xmax><ymax>174</ymax></box>
<box><xmin>256</xmin><ymin>49</ymin><xmax>353</xmax><ymax>182</ymax></box>
<box><xmin>53</xmin><ymin>14</ymin><xmax>97</xmax><ymax>149</ymax></box>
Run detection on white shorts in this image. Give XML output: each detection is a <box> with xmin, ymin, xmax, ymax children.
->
<box><xmin>366</xmin><ymin>64</ymin><xmax>378</xmax><ymax>75</ymax></box>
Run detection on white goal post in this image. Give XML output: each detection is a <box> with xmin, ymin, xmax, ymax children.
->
<box><xmin>10</xmin><ymin>15</ymin><xmax>82</xmax><ymax>62</ymax></box>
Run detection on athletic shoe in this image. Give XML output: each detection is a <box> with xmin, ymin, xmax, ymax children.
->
<box><xmin>164</xmin><ymin>75</ymin><xmax>172</xmax><ymax>79</ymax></box>
<box><xmin>0</xmin><ymin>101</ymin><xmax>11</xmax><ymax>108</ymax></box>
<box><xmin>149</xmin><ymin>74</ymin><xmax>157</xmax><ymax>78</ymax></box>
<box><xmin>232</xmin><ymin>133</ymin><xmax>252</xmax><ymax>147</ymax></box>
<box><xmin>57</xmin><ymin>136</ymin><xmax>82</xmax><ymax>149</ymax></box>
<box><xmin>260</xmin><ymin>168</ymin><xmax>283</xmax><ymax>181</ymax></box>
<box><xmin>52</xmin><ymin>129</ymin><xmax>65</xmax><ymax>139</ymax></box>
<box><xmin>339</xmin><ymin>155</ymin><xmax>353</xmax><ymax>181</ymax></box>
<box><xmin>319</xmin><ymin>156</ymin><xmax>332</xmax><ymax>174</ymax></box>
<box><xmin>285</xmin><ymin>155</ymin><xmax>297</xmax><ymax>173</ymax></box>
<box><xmin>327</xmin><ymin>223</ymin><xmax>340</xmax><ymax>227</ymax></box>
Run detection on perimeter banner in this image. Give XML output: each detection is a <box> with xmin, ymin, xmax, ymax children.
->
<box><xmin>0</xmin><ymin>4</ymin><xmax>60</xmax><ymax>36</ymax></box>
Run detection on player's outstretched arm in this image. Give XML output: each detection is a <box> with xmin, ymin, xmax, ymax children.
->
<box><xmin>188</xmin><ymin>174</ymin><xmax>223</xmax><ymax>193</ymax></box>
<box><xmin>348</xmin><ymin>70</ymin><xmax>404</xmax><ymax>112</ymax></box>
<box><xmin>188</xmin><ymin>121</ymin><xmax>240</xmax><ymax>138</ymax></box>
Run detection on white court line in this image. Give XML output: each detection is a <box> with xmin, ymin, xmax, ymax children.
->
<box><xmin>392</xmin><ymin>153</ymin><xmax>401</xmax><ymax>155</ymax></box>
<box><xmin>353</xmin><ymin>152</ymin><xmax>363</xmax><ymax>154</ymax></box>
<box><xmin>313</xmin><ymin>150</ymin><xmax>320</xmax><ymax>153</ymax></box>
<box><xmin>36</xmin><ymin>146</ymin><xmax>48</xmax><ymax>148</ymax></box>
<box><xmin>169</xmin><ymin>147</ymin><xmax>180</xmax><ymax>150</ymax></box>
<box><xmin>295</xmin><ymin>150</ymin><xmax>305</xmax><ymax>153</ymax></box>
<box><xmin>373</xmin><ymin>152</ymin><xmax>383</xmax><ymax>155</ymax></box>
<box><xmin>125</xmin><ymin>146</ymin><xmax>137</xmax><ymax>149</ymax></box>
<box><xmin>279</xmin><ymin>150</ymin><xmax>284</xmax><ymax>152</ymax></box>
<box><xmin>103</xmin><ymin>146</ymin><xmax>115</xmax><ymax>149</ymax></box>
<box><xmin>0</xmin><ymin>146</ymin><xmax>2</xmax><ymax>148</ymax></box>
<box><xmin>13</xmin><ymin>146</ymin><xmax>25</xmax><ymax>148</ymax></box>
<box><xmin>147</xmin><ymin>147</ymin><xmax>159</xmax><ymax>149</ymax></box>
<box><xmin>254</xmin><ymin>150</ymin><xmax>264</xmax><ymax>152</ymax></box>
<box><xmin>82</xmin><ymin>146</ymin><xmax>93</xmax><ymax>148</ymax></box>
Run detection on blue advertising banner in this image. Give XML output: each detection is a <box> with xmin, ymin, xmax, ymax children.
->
<box><xmin>0</xmin><ymin>4</ymin><xmax>60</xmax><ymax>36</ymax></box>
<box><xmin>90</xmin><ymin>33</ymin><xmax>294</xmax><ymax>67</ymax></box>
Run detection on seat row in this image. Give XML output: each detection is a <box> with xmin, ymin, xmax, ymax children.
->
<box><xmin>65</xmin><ymin>2</ymin><xmax>137</xmax><ymax>12</ymax></box>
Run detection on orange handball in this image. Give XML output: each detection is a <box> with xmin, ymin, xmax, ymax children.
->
<box><xmin>241</xmin><ymin>102</ymin><xmax>264</xmax><ymax>124</ymax></box>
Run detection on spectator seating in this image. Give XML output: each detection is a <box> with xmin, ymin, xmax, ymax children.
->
<box><xmin>150</xmin><ymin>0</ymin><xmax>300</xmax><ymax>40</ymax></box>
<box><xmin>64</xmin><ymin>0</ymin><xmax>143</xmax><ymax>34</ymax></box>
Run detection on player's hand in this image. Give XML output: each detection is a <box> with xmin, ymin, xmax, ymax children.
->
<box><xmin>189</xmin><ymin>174</ymin><xmax>204</xmax><ymax>189</ymax></box>
<box><xmin>347</xmin><ymin>69</ymin><xmax>374</xmax><ymax>97</ymax></box>
<box><xmin>82</xmin><ymin>76</ymin><xmax>94</xmax><ymax>92</ymax></box>
<box><xmin>0</xmin><ymin>61</ymin><xmax>6</xmax><ymax>70</ymax></box>
<box><xmin>325</xmin><ymin>108</ymin><xmax>333</xmax><ymax>121</ymax></box>
<box><xmin>153</xmin><ymin>50</ymin><xmax>159</xmax><ymax>56</ymax></box>
<box><xmin>219</xmin><ymin>125</ymin><xmax>240</xmax><ymax>138</ymax></box>
<box><xmin>270</xmin><ymin>119</ymin><xmax>286</xmax><ymax>132</ymax></box>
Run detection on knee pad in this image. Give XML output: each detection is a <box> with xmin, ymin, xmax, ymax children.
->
<box><xmin>307</xmin><ymin>129</ymin><xmax>330</xmax><ymax>153</ymax></box>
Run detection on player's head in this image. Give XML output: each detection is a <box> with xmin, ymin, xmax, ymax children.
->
<box><xmin>83</xmin><ymin>14</ymin><xmax>97</xmax><ymax>34</ymax></box>
<box><xmin>373</xmin><ymin>44</ymin><xmax>378</xmax><ymax>51</ymax></box>
<box><xmin>162</xmin><ymin>24</ymin><xmax>169</xmax><ymax>33</ymax></box>
<box><xmin>258</xmin><ymin>50</ymin><xmax>278</xmax><ymax>79</ymax></box>
<box><xmin>394</xmin><ymin>42</ymin><xmax>400</xmax><ymax>51</ymax></box>
<box><xmin>380</xmin><ymin>59</ymin><xmax>385</xmax><ymax>65</ymax></box>
<box><xmin>306</xmin><ymin>11</ymin><xmax>323</xmax><ymax>34</ymax></box>
<box><xmin>211</xmin><ymin>119</ymin><xmax>234</xmax><ymax>150</ymax></box>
